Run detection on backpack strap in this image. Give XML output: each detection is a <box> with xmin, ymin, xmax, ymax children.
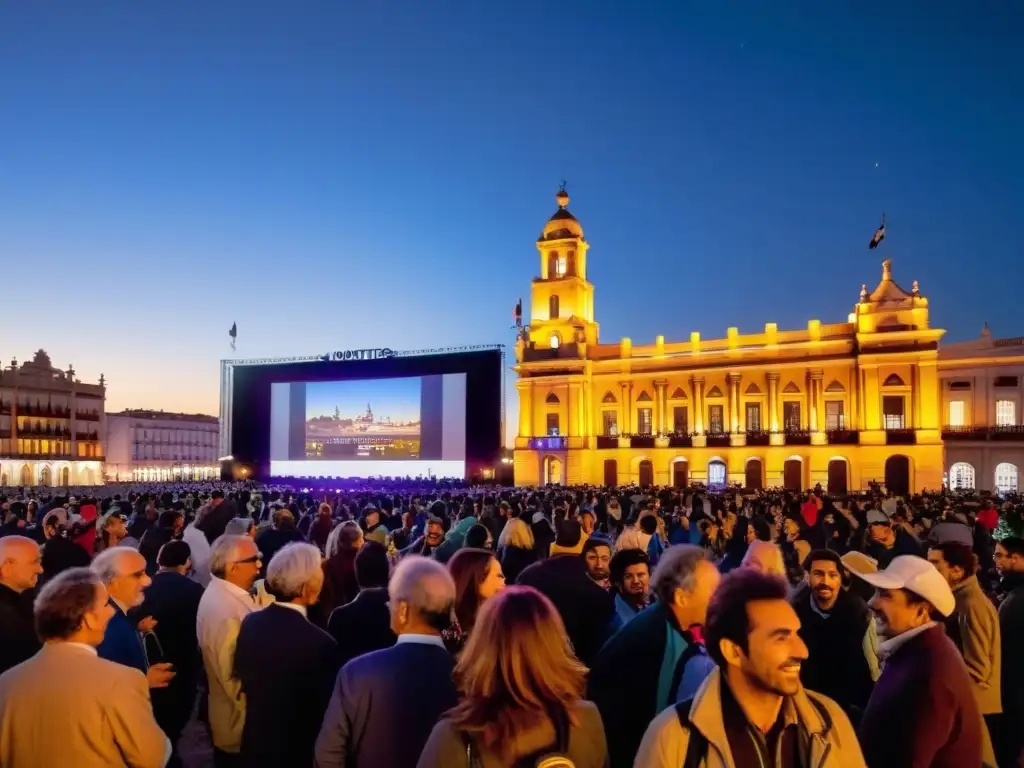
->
<box><xmin>674</xmin><ymin>697</ymin><xmax>707</xmax><ymax>768</ymax></box>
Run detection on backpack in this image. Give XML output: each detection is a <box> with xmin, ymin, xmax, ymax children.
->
<box><xmin>464</xmin><ymin>712</ymin><xmax>575</xmax><ymax>768</ymax></box>
<box><xmin>674</xmin><ymin>693</ymin><xmax>833</xmax><ymax>768</ymax></box>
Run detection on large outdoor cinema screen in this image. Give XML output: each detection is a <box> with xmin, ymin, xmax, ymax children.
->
<box><xmin>228</xmin><ymin>349</ymin><xmax>502</xmax><ymax>480</ymax></box>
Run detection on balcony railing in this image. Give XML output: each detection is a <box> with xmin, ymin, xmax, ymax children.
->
<box><xmin>886</xmin><ymin>428</ymin><xmax>917</xmax><ymax>445</ymax></box>
<box><xmin>705</xmin><ymin>432</ymin><xmax>731</xmax><ymax>448</ymax></box>
<box><xmin>75</xmin><ymin>411</ymin><xmax>101</xmax><ymax>421</ymax></box>
<box><xmin>745</xmin><ymin>430</ymin><xmax>771</xmax><ymax>446</ymax></box>
<box><xmin>628</xmin><ymin>435</ymin><xmax>656</xmax><ymax>449</ymax></box>
<box><xmin>16</xmin><ymin>427</ymin><xmax>72</xmax><ymax>438</ymax></box>
<box><xmin>75</xmin><ymin>433</ymin><xmax>100</xmax><ymax>442</ymax></box>
<box><xmin>595</xmin><ymin>436</ymin><xmax>618</xmax><ymax>449</ymax></box>
<box><xmin>827</xmin><ymin>429</ymin><xmax>860</xmax><ymax>445</ymax></box>
<box><xmin>13</xmin><ymin>403</ymin><xmax>71</xmax><ymax>418</ymax></box>
<box><xmin>527</xmin><ymin>436</ymin><xmax>568</xmax><ymax>451</ymax></box>
<box><xmin>668</xmin><ymin>432</ymin><xmax>693</xmax><ymax>448</ymax></box>
<box><xmin>942</xmin><ymin>425</ymin><xmax>1024</xmax><ymax>441</ymax></box>
<box><xmin>0</xmin><ymin>451</ymin><xmax>75</xmax><ymax>460</ymax></box>
<box><xmin>784</xmin><ymin>429</ymin><xmax>812</xmax><ymax>446</ymax></box>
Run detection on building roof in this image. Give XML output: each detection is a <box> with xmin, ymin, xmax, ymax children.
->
<box><xmin>110</xmin><ymin>409</ymin><xmax>218</xmax><ymax>424</ymax></box>
<box><xmin>539</xmin><ymin>188</ymin><xmax>584</xmax><ymax>241</ymax></box>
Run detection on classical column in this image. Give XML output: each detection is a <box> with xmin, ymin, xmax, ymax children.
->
<box><xmin>768</xmin><ymin>373</ymin><xmax>780</xmax><ymax>432</ymax></box>
<box><xmin>620</xmin><ymin>381</ymin><xmax>633</xmax><ymax>434</ymax></box>
<box><xmin>567</xmin><ymin>383</ymin><xmax>579</xmax><ymax>437</ymax></box>
<box><xmin>585</xmin><ymin>381</ymin><xmax>595</xmax><ymax>437</ymax></box>
<box><xmin>911</xmin><ymin>364</ymin><xmax>920</xmax><ymax>430</ymax></box>
<box><xmin>849</xmin><ymin>367</ymin><xmax>858</xmax><ymax>430</ymax></box>
<box><xmin>516</xmin><ymin>381</ymin><xmax>533</xmax><ymax>438</ymax></box>
<box><xmin>808</xmin><ymin>370</ymin><xmax>823</xmax><ymax>432</ymax></box>
<box><xmin>691</xmin><ymin>376</ymin><xmax>705</xmax><ymax>434</ymax></box>
<box><xmin>728</xmin><ymin>373</ymin><xmax>742</xmax><ymax>433</ymax></box>
<box><xmin>654</xmin><ymin>380</ymin><xmax>668</xmax><ymax>435</ymax></box>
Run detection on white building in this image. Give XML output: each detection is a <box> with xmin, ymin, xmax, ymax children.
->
<box><xmin>0</xmin><ymin>350</ymin><xmax>106</xmax><ymax>487</ymax></box>
<box><xmin>939</xmin><ymin>324</ymin><xmax>1024</xmax><ymax>493</ymax></box>
<box><xmin>106</xmin><ymin>410</ymin><xmax>220</xmax><ymax>482</ymax></box>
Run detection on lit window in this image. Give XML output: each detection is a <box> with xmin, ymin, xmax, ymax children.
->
<box><xmin>948</xmin><ymin>400</ymin><xmax>965</xmax><ymax>427</ymax></box>
<box><xmin>949</xmin><ymin>462</ymin><xmax>975</xmax><ymax>491</ymax></box>
<box><xmin>549</xmin><ymin>335</ymin><xmax>560</xmax><ymax>349</ymax></box>
<box><xmin>708</xmin><ymin>405</ymin><xmax>724</xmax><ymax>434</ymax></box>
<box><xmin>746</xmin><ymin>404</ymin><xmax>762</xmax><ymax>432</ymax></box>
<box><xmin>825</xmin><ymin>401</ymin><xmax>845</xmax><ymax>430</ymax></box>
<box><xmin>996</xmin><ymin>463</ymin><xmax>1019</xmax><ymax>493</ymax></box>
<box><xmin>996</xmin><ymin>399</ymin><xmax>1016</xmax><ymax>426</ymax></box>
<box><xmin>603</xmin><ymin>411</ymin><xmax>618</xmax><ymax>436</ymax></box>
<box><xmin>883</xmin><ymin>396</ymin><xmax>905</xmax><ymax>430</ymax></box>
<box><xmin>557</xmin><ymin>256</ymin><xmax>566</xmax><ymax>276</ymax></box>
<box><xmin>638</xmin><ymin>408</ymin><xmax>653</xmax><ymax>435</ymax></box>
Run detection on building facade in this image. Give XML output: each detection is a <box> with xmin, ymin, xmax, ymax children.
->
<box><xmin>513</xmin><ymin>189</ymin><xmax>945</xmax><ymax>493</ymax></box>
<box><xmin>0</xmin><ymin>350</ymin><xmax>106</xmax><ymax>487</ymax></box>
<box><xmin>939</xmin><ymin>326</ymin><xmax>1024</xmax><ymax>493</ymax></box>
<box><xmin>105</xmin><ymin>410</ymin><xmax>220</xmax><ymax>482</ymax></box>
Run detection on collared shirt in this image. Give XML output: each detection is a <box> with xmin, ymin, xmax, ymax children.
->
<box><xmin>111</xmin><ymin>596</ymin><xmax>132</xmax><ymax>616</ymax></box>
<box><xmin>396</xmin><ymin>633</ymin><xmax>446</xmax><ymax>649</ymax></box>
<box><xmin>57</xmin><ymin>642</ymin><xmax>98</xmax><ymax>657</ymax></box>
<box><xmin>274</xmin><ymin>601</ymin><xmax>307</xmax><ymax>618</ymax></box>
<box><xmin>877</xmin><ymin>620</ymin><xmax>938</xmax><ymax>660</ymax></box>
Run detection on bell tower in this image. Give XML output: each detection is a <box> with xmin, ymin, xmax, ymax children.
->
<box><xmin>527</xmin><ymin>186</ymin><xmax>599</xmax><ymax>352</ymax></box>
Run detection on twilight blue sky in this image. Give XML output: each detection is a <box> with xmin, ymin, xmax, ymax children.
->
<box><xmin>305</xmin><ymin>377</ymin><xmax>421</xmax><ymax>424</ymax></box>
<box><xmin>1</xmin><ymin>2</ymin><xmax>1021</xmax><ymax>446</ymax></box>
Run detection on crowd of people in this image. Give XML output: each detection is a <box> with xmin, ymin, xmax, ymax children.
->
<box><xmin>0</xmin><ymin>479</ymin><xmax>1022</xmax><ymax>767</ymax></box>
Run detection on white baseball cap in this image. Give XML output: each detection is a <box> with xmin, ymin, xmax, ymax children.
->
<box><xmin>857</xmin><ymin>555</ymin><xmax>956</xmax><ymax>617</ymax></box>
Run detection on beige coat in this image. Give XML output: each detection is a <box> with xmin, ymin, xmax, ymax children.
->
<box><xmin>635</xmin><ymin>669</ymin><xmax>867</xmax><ymax>768</ymax></box>
<box><xmin>0</xmin><ymin>643</ymin><xmax>167</xmax><ymax>768</ymax></box>
<box><xmin>953</xmin><ymin>574</ymin><xmax>1002</xmax><ymax>715</ymax></box>
<box><xmin>197</xmin><ymin>576</ymin><xmax>259</xmax><ymax>753</ymax></box>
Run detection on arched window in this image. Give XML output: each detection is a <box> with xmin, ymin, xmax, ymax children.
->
<box><xmin>949</xmin><ymin>462</ymin><xmax>976</xmax><ymax>491</ymax></box>
<box><xmin>549</xmin><ymin>334</ymin><xmax>560</xmax><ymax>349</ymax></box>
<box><xmin>996</xmin><ymin>463</ymin><xmax>1019</xmax><ymax>494</ymax></box>
<box><xmin>549</xmin><ymin>295</ymin><xmax>560</xmax><ymax>320</ymax></box>
<box><xmin>708</xmin><ymin>460</ymin><xmax>727</xmax><ymax>488</ymax></box>
<box><xmin>547</xmin><ymin>252</ymin><xmax>559</xmax><ymax>278</ymax></box>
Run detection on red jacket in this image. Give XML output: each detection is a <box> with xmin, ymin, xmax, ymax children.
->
<box><xmin>800</xmin><ymin>498</ymin><xmax>819</xmax><ymax>527</ymax></box>
<box><xmin>977</xmin><ymin>507</ymin><xmax>998</xmax><ymax>532</ymax></box>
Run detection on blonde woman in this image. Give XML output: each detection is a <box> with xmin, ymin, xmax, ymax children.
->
<box><xmin>497</xmin><ymin>517</ymin><xmax>537</xmax><ymax>584</ymax></box>
<box><xmin>417</xmin><ymin>586</ymin><xmax>608</xmax><ymax>767</ymax></box>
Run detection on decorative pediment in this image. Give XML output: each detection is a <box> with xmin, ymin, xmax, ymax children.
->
<box><xmin>545</xmin><ymin>393</ymin><xmax>560</xmax><ymax>404</ymax></box>
<box><xmin>636</xmin><ymin>390</ymin><xmax>653</xmax><ymax>402</ymax></box>
<box><xmin>706</xmin><ymin>385</ymin><xmax>724</xmax><ymax>398</ymax></box>
<box><xmin>669</xmin><ymin>387</ymin><xmax>687</xmax><ymax>400</ymax></box>
<box><xmin>601</xmin><ymin>391</ymin><xmax>617</xmax><ymax>404</ymax></box>
<box><xmin>744</xmin><ymin>383</ymin><xmax>762</xmax><ymax>395</ymax></box>
<box><xmin>782</xmin><ymin>381</ymin><xmax>800</xmax><ymax>394</ymax></box>
<box><xmin>883</xmin><ymin>374</ymin><xmax>906</xmax><ymax>387</ymax></box>
<box><xmin>825</xmin><ymin>380</ymin><xmax>845</xmax><ymax>393</ymax></box>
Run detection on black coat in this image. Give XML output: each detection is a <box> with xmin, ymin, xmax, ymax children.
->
<box><xmin>516</xmin><ymin>553</ymin><xmax>614</xmax><ymax>667</ymax></box>
<box><xmin>791</xmin><ymin>583</ymin><xmax>875</xmax><ymax>717</ymax></box>
<box><xmin>40</xmin><ymin>536</ymin><xmax>90</xmax><ymax>582</ymax></box>
<box><xmin>315</xmin><ymin>641</ymin><xmax>457</xmax><ymax>768</ymax></box>
<box><xmin>236</xmin><ymin>604</ymin><xmax>339</xmax><ymax>768</ymax></box>
<box><xmin>499</xmin><ymin>545</ymin><xmax>537</xmax><ymax>585</ymax></box>
<box><xmin>137</xmin><ymin>570</ymin><xmax>206</xmax><ymax>738</ymax></box>
<box><xmin>0</xmin><ymin>584</ymin><xmax>40</xmax><ymax>675</ymax></box>
<box><xmin>327</xmin><ymin>587</ymin><xmax>397</xmax><ymax>668</ymax></box>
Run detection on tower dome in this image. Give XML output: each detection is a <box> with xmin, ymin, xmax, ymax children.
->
<box><xmin>539</xmin><ymin>186</ymin><xmax>584</xmax><ymax>241</ymax></box>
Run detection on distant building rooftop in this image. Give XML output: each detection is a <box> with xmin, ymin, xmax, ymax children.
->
<box><xmin>110</xmin><ymin>409</ymin><xmax>218</xmax><ymax>424</ymax></box>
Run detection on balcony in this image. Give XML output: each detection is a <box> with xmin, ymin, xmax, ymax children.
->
<box><xmin>784</xmin><ymin>429</ymin><xmax>811</xmax><ymax>446</ymax></box>
<box><xmin>745</xmin><ymin>430</ymin><xmax>771</xmax><ymax>446</ymax></box>
<box><xmin>886</xmin><ymin>428</ymin><xmax>917</xmax><ymax>445</ymax></box>
<box><xmin>75</xmin><ymin>433</ymin><xmax>100</xmax><ymax>442</ymax></box>
<box><xmin>75</xmin><ymin>411</ymin><xmax>101</xmax><ymax>422</ymax></box>
<box><xmin>16</xmin><ymin>426</ymin><xmax>72</xmax><ymax>438</ymax></box>
<box><xmin>827</xmin><ymin>429</ymin><xmax>860</xmax><ymax>445</ymax></box>
<box><xmin>705</xmin><ymin>432</ymin><xmax>731</xmax><ymax>448</ymax></box>
<box><xmin>942</xmin><ymin>425</ymin><xmax>1024</xmax><ymax>442</ymax></box>
<box><xmin>527</xmin><ymin>436</ymin><xmax>568</xmax><ymax>451</ymax></box>
<box><xmin>0</xmin><ymin>451</ymin><xmax>75</xmax><ymax>460</ymax></box>
<box><xmin>628</xmin><ymin>435</ymin><xmax>656</xmax><ymax>449</ymax></box>
<box><xmin>14</xmin><ymin>403</ymin><xmax>71</xmax><ymax>418</ymax></box>
<box><xmin>595</xmin><ymin>436</ymin><xmax>618</xmax><ymax>450</ymax></box>
<box><xmin>668</xmin><ymin>432</ymin><xmax>693</xmax><ymax>448</ymax></box>
<box><xmin>0</xmin><ymin>403</ymin><xmax>10</xmax><ymax>415</ymax></box>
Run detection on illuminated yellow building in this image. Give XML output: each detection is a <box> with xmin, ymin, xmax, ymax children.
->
<box><xmin>513</xmin><ymin>189</ymin><xmax>945</xmax><ymax>494</ymax></box>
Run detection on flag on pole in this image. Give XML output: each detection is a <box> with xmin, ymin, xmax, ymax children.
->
<box><xmin>869</xmin><ymin>214</ymin><xmax>886</xmax><ymax>249</ymax></box>
<box><xmin>229</xmin><ymin>322</ymin><xmax>237</xmax><ymax>351</ymax></box>
<box><xmin>513</xmin><ymin>298</ymin><xmax>522</xmax><ymax>328</ymax></box>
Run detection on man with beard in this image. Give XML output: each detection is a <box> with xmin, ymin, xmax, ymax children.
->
<box><xmin>609</xmin><ymin>548</ymin><xmax>650</xmax><ymax>626</ymax></box>
<box><xmin>582</xmin><ymin>536</ymin><xmax>611</xmax><ymax>589</ymax></box>
<box><xmin>790</xmin><ymin>550</ymin><xmax>877</xmax><ymax>721</ymax></box>
<box><xmin>637</xmin><ymin>568</ymin><xmax>865</xmax><ymax>768</ymax></box>
<box><xmin>400</xmin><ymin>517</ymin><xmax>445</xmax><ymax>558</ymax></box>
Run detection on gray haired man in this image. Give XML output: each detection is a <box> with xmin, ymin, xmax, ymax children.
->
<box><xmin>587</xmin><ymin>544</ymin><xmax>722</xmax><ymax>768</ymax></box>
<box><xmin>315</xmin><ymin>555</ymin><xmax>458</xmax><ymax>768</ymax></box>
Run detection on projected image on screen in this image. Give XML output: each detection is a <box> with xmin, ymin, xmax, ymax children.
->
<box><xmin>305</xmin><ymin>378</ymin><xmax>421</xmax><ymax>460</ymax></box>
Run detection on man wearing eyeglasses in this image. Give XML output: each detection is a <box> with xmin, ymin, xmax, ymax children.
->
<box><xmin>198</xmin><ymin>534</ymin><xmax>263</xmax><ymax>768</ymax></box>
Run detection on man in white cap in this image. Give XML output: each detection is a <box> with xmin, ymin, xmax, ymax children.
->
<box><xmin>855</xmin><ymin>555</ymin><xmax>985</xmax><ymax>768</ymax></box>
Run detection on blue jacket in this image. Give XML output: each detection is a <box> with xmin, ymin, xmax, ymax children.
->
<box><xmin>96</xmin><ymin>601</ymin><xmax>148</xmax><ymax>674</ymax></box>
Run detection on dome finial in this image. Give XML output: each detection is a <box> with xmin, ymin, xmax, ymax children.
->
<box><xmin>556</xmin><ymin>181</ymin><xmax>569</xmax><ymax>209</ymax></box>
